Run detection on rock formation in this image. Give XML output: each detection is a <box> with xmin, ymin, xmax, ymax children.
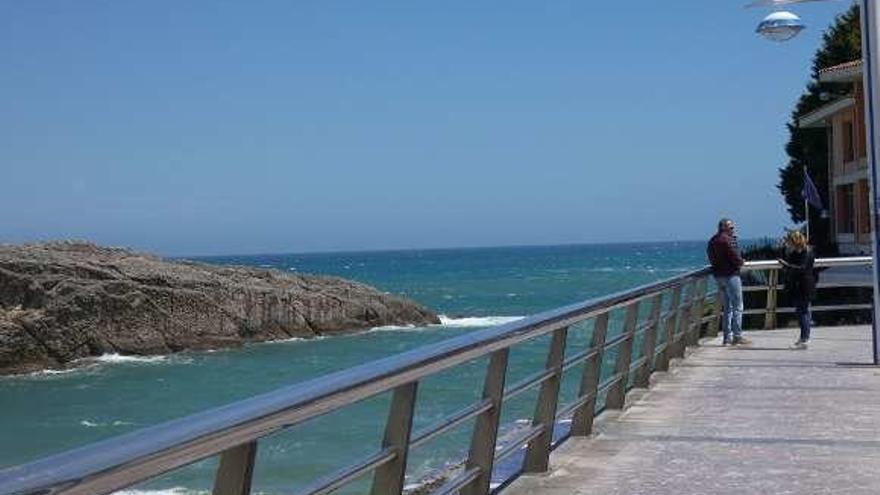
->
<box><xmin>0</xmin><ymin>242</ymin><xmax>440</xmax><ymax>375</ymax></box>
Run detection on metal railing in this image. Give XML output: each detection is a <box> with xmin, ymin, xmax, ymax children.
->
<box><xmin>741</xmin><ymin>256</ymin><xmax>872</xmax><ymax>329</ymax></box>
<box><xmin>0</xmin><ymin>257</ymin><xmax>871</xmax><ymax>495</ymax></box>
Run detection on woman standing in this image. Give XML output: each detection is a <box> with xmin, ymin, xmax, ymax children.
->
<box><xmin>778</xmin><ymin>231</ymin><xmax>817</xmax><ymax>349</ymax></box>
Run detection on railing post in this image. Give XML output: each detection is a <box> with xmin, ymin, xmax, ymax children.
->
<box><xmin>571</xmin><ymin>312</ymin><xmax>609</xmax><ymax>436</ymax></box>
<box><xmin>672</xmin><ymin>281</ymin><xmax>695</xmax><ymax>358</ymax></box>
<box><xmin>656</xmin><ymin>286</ymin><xmax>682</xmax><ymax>371</ymax></box>
<box><xmin>686</xmin><ymin>278</ymin><xmax>708</xmax><ymax>346</ymax></box>
<box><xmin>462</xmin><ymin>349</ymin><xmax>510</xmax><ymax>495</ymax></box>
<box><xmin>370</xmin><ymin>382</ymin><xmax>418</xmax><ymax>495</ymax></box>
<box><xmin>634</xmin><ymin>293</ymin><xmax>663</xmax><ymax>388</ymax></box>
<box><xmin>606</xmin><ymin>301</ymin><xmax>640</xmax><ymax>409</ymax></box>
<box><xmin>212</xmin><ymin>441</ymin><xmax>258</xmax><ymax>495</ymax></box>
<box><xmin>764</xmin><ymin>268</ymin><xmax>779</xmax><ymax>329</ymax></box>
<box><xmin>709</xmin><ymin>281</ymin><xmax>723</xmax><ymax>337</ymax></box>
<box><xmin>523</xmin><ymin>327</ymin><xmax>568</xmax><ymax>473</ymax></box>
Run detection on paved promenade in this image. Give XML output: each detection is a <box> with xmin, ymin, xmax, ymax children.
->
<box><xmin>503</xmin><ymin>326</ymin><xmax>880</xmax><ymax>495</ymax></box>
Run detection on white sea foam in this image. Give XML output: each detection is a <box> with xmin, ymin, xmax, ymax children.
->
<box><xmin>273</xmin><ymin>336</ymin><xmax>310</xmax><ymax>344</ymax></box>
<box><xmin>584</xmin><ymin>265</ymin><xmax>697</xmax><ymax>274</ymax></box>
<box><xmin>93</xmin><ymin>354</ymin><xmax>168</xmax><ymax>364</ymax></box>
<box><xmin>26</xmin><ymin>368</ymin><xmax>79</xmax><ymax>377</ymax></box>
<box><xmin>113</xmin><ymin>488</ymin><xmax>208</xmax><ymax>495</ymax></box>
<box><xmin>371</xmin><ymin>324</ymin><xmax>418</xmax><ymax>332</ymax></box>
<box><xmin>437</xmin><ymin>315</ymin><xmax>525</xmax><ymax>328</ymax></box>
<box><xmin>81</xmin><ymin>419</ymin><xmax>136</xmax><ymax>428</ymax></box>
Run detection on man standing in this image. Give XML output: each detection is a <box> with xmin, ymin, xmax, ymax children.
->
<box><xmin>707</xmin><ymin>218</ymin><xmax>749</xmax><ymax>345</ymax></box>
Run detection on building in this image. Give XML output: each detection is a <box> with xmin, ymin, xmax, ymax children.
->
<box><xmin>799</xmin><ymin>60</ymin><xmax>870</xmax><ymax>254</ymax></box>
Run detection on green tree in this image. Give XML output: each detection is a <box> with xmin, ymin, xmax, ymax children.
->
<box><xmin>779</xmin><ymin>5</ymin><xmax>861</xmax><ymax>253</ymax></box>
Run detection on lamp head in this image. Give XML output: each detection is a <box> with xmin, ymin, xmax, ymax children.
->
<box><xmin>756</xmin><ymin>11</ymin><xmax>806</xmax><ymax>41</ymax></box>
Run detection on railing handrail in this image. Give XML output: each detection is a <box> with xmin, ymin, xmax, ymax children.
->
<box><xmin>0</xmin><ymin>257</ymin><xmax>871</xmax><ymax>495</ymax></box>
<box><xmin>742</xmin><ymin>256</ymin><xmax>872</xmax><ymax>270</ymax></box>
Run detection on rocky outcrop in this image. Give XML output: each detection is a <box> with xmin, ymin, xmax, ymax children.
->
<box><xmin>0</xmin><ymin>242</ymin><xmax>440</xmax><ymax>375</ymax></box>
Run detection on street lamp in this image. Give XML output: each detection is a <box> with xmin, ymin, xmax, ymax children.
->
<box><xmin>750</xmin><ymin>0</ymin><xmax>880</xmax><ymax>365</ymax></box>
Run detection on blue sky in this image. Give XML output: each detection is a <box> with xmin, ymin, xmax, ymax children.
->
<box><xmin>1</xmin><ymin>1</ymin><xmax>852</xmax><ymax>256</ymax></box>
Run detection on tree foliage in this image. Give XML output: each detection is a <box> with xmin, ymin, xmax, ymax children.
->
<box><xmin>779</xmin><ymin>5</ymin><xmax>861</xmax><ymax>253</ymax></box>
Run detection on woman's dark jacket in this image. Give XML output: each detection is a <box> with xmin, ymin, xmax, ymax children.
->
<box><xmin>781</xmin><ymin>247</ymin><xmax>817</xmax><ymax>301</ymax></box>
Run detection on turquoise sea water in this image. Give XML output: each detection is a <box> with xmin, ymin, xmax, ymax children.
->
<box><xmin>0</xmin><ymin>242</ymin><xmax>708</xmax><ymax>494</ymax></box>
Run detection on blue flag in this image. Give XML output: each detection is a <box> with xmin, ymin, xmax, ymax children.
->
<box><xmin>802</xmin><ymin>169</ymin><xmax>824</xmax><ymax>210</ymax></box>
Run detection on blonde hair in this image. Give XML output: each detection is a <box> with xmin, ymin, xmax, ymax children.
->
<box><xmin>786</xmin><ymin>230</ymin><xmax>808</xmax><ymax>250</ymax></box>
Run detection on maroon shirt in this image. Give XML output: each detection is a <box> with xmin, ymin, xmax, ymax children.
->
<box><xmin>707</xmin><ymin>232</ymin><xmax>744</xmax><ymax>277</ymax></box>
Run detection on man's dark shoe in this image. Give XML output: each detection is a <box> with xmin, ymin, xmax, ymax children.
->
<box><xmin>732</xmin><ymin>336</ymin><xmax>752</xmax><ymax>346</ymax></box>
<box><xmin>722</xmin><ymin>338</ymin><xmax>731</xmax><ymax>346</ymax></box>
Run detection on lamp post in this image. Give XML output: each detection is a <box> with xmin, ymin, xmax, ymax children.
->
<box><xmin>750</xmin><ymin>0</ymin><xmax>880</xmax><ymax>365</ymax></box>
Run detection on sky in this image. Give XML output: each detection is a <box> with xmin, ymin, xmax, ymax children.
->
<box><xmin>1</xmin><ymin>1</ymin><xmax>854</xmax><ymax>256</ymax></box>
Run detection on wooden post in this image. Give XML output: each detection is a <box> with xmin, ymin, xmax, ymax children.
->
<box><xmin>656</xmin><ymin>286</ymin><xmax>682</xmax><ymax>372</ymax></box>
<box><xmin>523</xmin><ymin>327</ymin><xmax>568</xmax><ymax>473</ymax></box>
<box><xmin>370</xmin><ymin>382</ymin><xmax>418</xmax><ymax>495</ymax></box>
<box><xmin>571</xmin><ymin>313</ymin><xmax>609</xmax><ymax>436</ymax></box>
<box><xmin>634</xmin><ymin>293</ymin><xmax>663</xmax><ymax>388</ymax></box>
<box><xmin>462</xmin><ymin>349</ymin><xmax>509</xmax><ymax>495</ymax></box>
<box><xmin>212</xmin><ymin>441</ymin><xmax>257</xmax><ymax>495</ymax></box>
<box><xmin>606</xmin><ymin>301</ymin><xmax>640</xmax><ymax>409</ymax></box>
<box><xmin>764</xmin><ymin>269</ymin><xmax>779</xmax><ymax>330</ymax></box>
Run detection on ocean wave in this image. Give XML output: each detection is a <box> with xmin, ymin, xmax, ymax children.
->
<box><xmin>93</xmin><ymin>354</ymin><xmax>169</xmax><ymax>364</ymax></box>
<box><xmin>584</xmin><ymin>266</ymin><xmax>697</xmax><ymax>273</ymax></box>
<box><xmin>113</xmin><ymin>489</ymin><xmax>207</xmax><ymax>495</ymax></box>
<box><xmin>371</xmin><ymin>324</ymin><xmax>418</xmax><ymax>332</ymax></box>
<box><xmin>25</xmin><ymin>368</ymin><xmax>79</xmax><ymax>377</ymax></box>
<box><xmin>81</xmin><ymin>419</ymin><xmax>135</xmax><ymax>428</ymax></box>
<box><xmin>112</xmin><ymin>490</ymin><xmax>271</xmax><ymax>495</ymax></box>
<box><xmin>437</xmin><ymin>315</ymin><xmax>524</xmax><ymax>328</ymax></box>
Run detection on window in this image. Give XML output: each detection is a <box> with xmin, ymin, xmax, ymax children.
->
<box><xmin>859</xmin><ymin>180</ymin><xmax>871</xmax><ymax>234</ymax></box>
<box><xmin>837</xmin><ymin>184</ymin><xmax>855</xmax><ymax>234</ymax></box>
<box><xmin>844</xmin><ymin>120</ymin><xmax>855</xmax><ymax>163</ymax></box>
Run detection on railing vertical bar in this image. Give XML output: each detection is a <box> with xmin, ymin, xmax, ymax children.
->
<box><xmin>461</xmin><ymin>349</ymin><xmax>510</xmax><ymax>495</ymax></box>
<box><xmin>523</xmin><ymin>327</ymin><xmax>568</xmax><ymax>473</ymax></box>
<box><xmin>764</xmin><ymin>268</ymin><xmax>779</xmax><ymax>329</ymax></box>
<box><xmin>571</xmin><ymin>313</ymin><xmax>609</xmax><ymax>436</ymax></box>
<box><xmin>687</xmin><ymin>278</ymin><xmax>708</xmax><ymax>346</ymax></box>
<box><xmin>212</xmin><ymin>441</ymin><xmax>258</xmax><ymax>495</ymax></box>
<box><xmin>709</xmin><ymin>281</ymin><xmax>723</xmax><ymax>337</ymax></box>
<box><xmin>656</xmin><ymin>285</ymin><xmax>682</xmax><ymax>371</ymax></box>
<box><xmin>672</xmin><ymin>281</ymin><xmax>695</xmax><ymax>358</ymax></box>
<box><xmin>606</xmin><ymin>301</ymin><xmax>640</xmax><ymax>409</ymax></box>
<box><xmin>370</xmin><ymin>382</ymin><xmax>418</xmax><ymax>495</ymax></box>
<box><xmin>634</xmin><ymin>293</ymin><xmax>664</xmax><ymax>388</ymax></box>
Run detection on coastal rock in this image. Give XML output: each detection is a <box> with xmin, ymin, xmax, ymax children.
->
<box><xmin>0</xmin><ymin>242</ymin><xmax>440</xmax><ymax>375</ymax></box>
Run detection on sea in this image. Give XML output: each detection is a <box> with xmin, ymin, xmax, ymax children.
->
<box><xmin>0</xmin><ymin>241</ymin><xmax>709</xmax><ymax>494</ymax></box>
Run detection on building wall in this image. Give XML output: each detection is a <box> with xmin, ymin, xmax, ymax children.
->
<box><xmin>830</xmin><ymin>81</ymin><xmax>871</xmax><ymax>254</ymax></box>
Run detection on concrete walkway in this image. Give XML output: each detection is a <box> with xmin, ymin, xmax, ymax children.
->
<box><xmin>503</xmin><ymin>326</ymin><xmax>880</xmax><ymax>495</ymax></box>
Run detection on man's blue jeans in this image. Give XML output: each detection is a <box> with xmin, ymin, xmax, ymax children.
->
<box><xmin>715</xmin><ymin>275</ymin><xmax>743</xmax><ymax>341</ymax></box>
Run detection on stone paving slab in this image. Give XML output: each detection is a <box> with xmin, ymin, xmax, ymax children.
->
<box><xmin>502</xmin><ymin>326</ymin><xmax>880</xmax><ymax>495</ymax></box>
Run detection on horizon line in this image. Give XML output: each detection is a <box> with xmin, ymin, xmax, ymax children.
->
<box><xmin>181</xmin><ymin>236</ymin><xmax>780</xmax><ymax>260</ymax></box>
